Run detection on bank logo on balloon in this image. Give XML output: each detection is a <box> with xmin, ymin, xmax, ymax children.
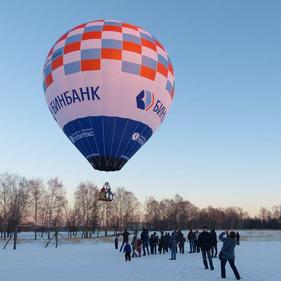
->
<box><xmin>136</xmin><ymin>90</ymin><xmax>167</xmax><ymax>122</ymax></box>
<box><xmin>136</xmin><ymin>90</ymin><xmax>154</xmax><ymax>111</ymax></box>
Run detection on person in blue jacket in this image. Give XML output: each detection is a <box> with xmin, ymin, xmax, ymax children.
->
<box><xmin>219</xmin><ymin>230</ymin><xmax>241</xmax><ymax>280</ymax></box>
<box><xmin>170</xmin><ymin>231</ymin><xmax>178</xmax><ymax>260</ymax></box>
<box><xmin>123</xmin><ymin>242</ymin><xmax>132</xmax><ymax>262</ymax></box>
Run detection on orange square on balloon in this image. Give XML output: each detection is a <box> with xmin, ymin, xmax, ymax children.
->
<box><xmin>157</xmin><ymin>63</ymin><xmax>168</xmax><ymax>77</ymax></box>
<box><xmin>140</xmin><ymin>65</ymin><xmax>156</xmax><ymax>80</ymax></box>
<box><xmin>123</xmin><ymin>41</ymin><xmax>141</xmax><ymax>54</ymax></box>
<box><xmin>64</xmin><ymin>42</ymin><xmax>81</xmax><ymax>54</ymax></box>
<box><xmin>101</xmin><ymin>48</ymin><xmax>122</xmax><ymax>60</ymax></box>
<box><xmin>52</xmin><ymin>56</ymin><xmax>63</xmax><ymax>70</ymax></box>
<box><xmin>45</xmin><ymin>73</ymin><xmax>53</xmax><ymax>87</ymax></box>
<box><xmin>81</xmin><ymin>59</ymin><xmax>100</xmax><ymax>71</ymax></box>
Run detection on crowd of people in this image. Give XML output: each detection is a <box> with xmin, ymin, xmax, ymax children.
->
<box><xmin>114</xmin><ymin>227</ymin><xmax>241</xmax><ymax>280</ymax></box>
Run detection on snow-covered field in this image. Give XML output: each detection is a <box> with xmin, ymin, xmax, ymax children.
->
<box><xmin>0</xmin><ymin>235</ymin><xmax>280</xmax><ymax>281</ymax></box>
<box><xmin>13</xmin><ymin>229</ymin><xmax>281</xmax><ymax>242</ymax></box>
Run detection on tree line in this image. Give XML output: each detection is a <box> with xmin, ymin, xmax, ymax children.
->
<box><xmin>0</xmin><ymin>173</ymin><xmax>280</xmax><ymax>247</ymax></box>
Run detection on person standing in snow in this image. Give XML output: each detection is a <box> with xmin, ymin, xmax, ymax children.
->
<box><xmin>236</xmin><ymin>231</ymin><xmax>240</xmax><ymax>245</ymax></box>
<box><xmin>154</xmin><ymin>233</ymin><xmax>159</xmax><ymax>254</ymax></box>
<box><xmin>131</xmin><ymin>235</ymin><xmax>138</xmax><ymax>257</ymax></box>
<box><xmin>141</xmin><ymin>228</ymin><xmax>150</xmax><ymax>256</ymax></box>
<box><xmin>119</xmin><ymin>229</ymin><xmax>130</xmax><ymax>252</ymax></box>
<box><xmin>194</xmin><ymin>229</ymin><xmax>200</xmax><ymax>253</ymax></box>
<box><xmin>137</xmin><ymin>238</ymin><xmax>142</xmax><ymax>257</ymax></box>
<box><xmin>210</xmin><ymin>228</ymin><xmax>218</xmax><ymax>257</ymax></box>
<box><xmin>123</xmin><ymin>242</ymin><xmax>132</xmax><ymax>262</ymax></box>
<box><xmin>158</xmin><ymin>232</ymin><xmax>165</xmax><ymax>254</ymax></box>
<box><xmin>198</xmin><ymin>226</ymin><xmax>214</xmax><ymax>270</ymax></box>
<box><xmin>219</xmin><ymin>231</ymin><xmax>241</xmax><ymax>280</ymax></box>
<box><xmin>178</xmin><ymin>230</ymin><xmax>185</xmax><ymax>254</ymax></box>
<box><xmin>170</xmin><ymin>231</ymin><xmax>178</xmax><ymax>260</ymax></box>
<box><xmin>149</xmin><ymin>233</ymin><xmax>155</xmax><ymax>254</ymax></box>
<box><xmin>114</xmin><ymin>234</ymin><xmax>118</xmax><ymax>249</ymax></box>
<box><xmin>187</xmin><ymin>229</ymin><xmax>196</xmax><ymax>253</ymax></box>
<box><xmin>164</xmin><ymin>232</ymin><xmax>170</xmax><ymax>253</ymax></box>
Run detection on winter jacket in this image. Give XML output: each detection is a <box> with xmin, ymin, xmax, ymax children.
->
<box><xmin>210</xmin><ymin>230</ymin><xmax>217</xmax><ymax>245</ymax></box>
<box><xmin>170</xmin><ymin>232</ymin><xmax>178</xmax><ymax>249</ymax></box>
<box><xmin>187</xmin><ymin>231</ymin><xmax>195</xmax><ymax>241</ymax></box>
<box><xmin>122</xmin><ymin>231</ymin><xmax>130</xmax><ymax>242</ymax></box>
<box><xmin>149</xmin><ymin>235</ymin><xmax>155</xmax><ymax>246</ymax></box>
<box><xmin>158</xmin><ymin>236</ymin><xmax>164</xmax><ymax>248</ymax></box>
<box><xmin>131</xmin><ymin>236</ymin><xmax>137</xmax><ymax>249</ymax></box>
<box><xmin>177</xmin><ymin>231</ymin><xmax>184</xmax><ymax>243</ymax></box>
<box><xmin>198</xmin><ymin>231</ymin><xmax>212</xmax><ymax>250</ymax></box>
<box><xmin>141</xmin><ymin>230</ymin><xmax>149</xmax><ymax>243</ymax></box>
<box><xmin>219</xmin><ymin>232</ymin><xmax>236</xmax><ymax>260</ymax></box>
<box><xmin>137</xmin><ymin>239</ymin><xmax>142</xmax><ymax>251</ymax></box>
<box><xmin>236</xmin><ymin>232</ymin><xmax>240</xmax><ymax>244</ymax></box>
<box><xmin>123</xmin><ymin>243</ymin><xmax>132</xmax><ymax>253</ymax></box>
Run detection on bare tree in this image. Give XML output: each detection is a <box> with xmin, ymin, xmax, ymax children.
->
<box><xmin>74</xmin><ymin>182</ymin><xmax>99</xmax><ymax>238</ymax></box>
<box><xmin>144</xmin><ymin>195</ymin><xmax>198</xmax><ymax>230</ymax></box>
<box><xmin>0</xmin><ymin>173</ymin><xmax>30</xmax><ymax>249</ymax></box>
<box><xmin>0</xmin><ymin>173</ymin><xmax>10</xmax><ymax>239</ymax></box>
<box><xmin>29</xmin><ymin>178</ymin><xmax>44</xmax><ymax>239</ymax></box>
<box><xmin>272</xmin><ymin>205</ymin><xmax>281</xmax><ymax>221</ymax></box>
<box><xmin>64</xmin><ymin>203</ymin><xmax>79</xmax><ymax>238</ymax></box>
<box><xmin>45</xmin><ymin>178</ymin><xmax>66</xmax><ymax>239</ymax></box>
<box><xmin>110</xmin><ymin>187</ymin><xmax>140</xmax><ymax>231</ymax></box>
<box><xmin>144</xmin><ymin>197</ymin><xmax>160</xmax><ymax>229</ymax></box>
<box><xmin>99</xmin><ymin>199</ymin><xmax>112</xmax><ymax>237</ymax></box>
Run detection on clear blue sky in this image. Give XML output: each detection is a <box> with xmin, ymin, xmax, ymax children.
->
<box><xmin>0</xmin><ymin>0</ymin><xmax>280</xmax><ymax>215</ymax></box>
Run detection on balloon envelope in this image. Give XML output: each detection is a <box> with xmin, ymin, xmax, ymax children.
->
<box><xmin>43</xmin><ymin>20</ymin><xmax>175</xmax><ymax>171</ymax></box>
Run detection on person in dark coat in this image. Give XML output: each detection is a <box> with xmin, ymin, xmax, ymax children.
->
<box><xmin>219</xmin><ymin>231</ymin><xmax>241</xmax><ymax>280</ymax></box>
<box><xmin>194</xmin><ymin>229</ymin><xmax>200</xmax><ymax>253</ymax></box>
<box><xmin>164</xmin><ymin>232</ymin><xmax>170</xmax><ymax>253</ymax></box>
<box><xmin>114</xmin><ymin>235</ymin><xmax>118</xmax><ymax>249</ymax></box>
<box><xmin>177</xmin><ymin>230</ymin><xmax>185</xmax><ymax>254</ymax></box>
<box><xmin>187</xmin><ymin>229</ymin><xmax>196</xmax><ymax>253</ymax></box>
<box><xmin>123</xmin><ymin>242</ymin><xmax>132</xmax><ymax>261</ymax></box>
<box><xmin>210</xmin><ymin>228</ymin><xmax>218</xmax><ymax>257</ymax></box>
<box><xmin>149</xmin><ymin>232</ymin><xmax>159</xmax><ymax>255</ymax></box>
<box><xmin>119</xmin><ymin>229</ymin><xmax>130</xmax><ymax>252</ymax></box>
<box><xmin>158</xmin><ymin>231</ymin><xmax>164</xmax><ymax>254</ymax></box>
<box><xmin>236</xmin><ymin>231</ymin><xmax>240</xmax><ymax>245</ymax></box>
<box><xmin>141</xmin><ymin>228</ymin><xmax>150</xmax><ymax>255</ymax></box>
<box><xmin>152</xmin><ymin>232</ymin><xmax>158</xmax><ymax>254</ymax></box>
<box><xmin>149</xmin><ymin>234</ymin><xmax>155</xmax><ymax>254</ymax></box>
<box><xmin>198</xmin><ymin>226</ymin><xmax>214</xmax><ymax>270</ymax></box>
<box><xmin>170</xmin><ymin>231</ymin><xmax>178</xmax><ymax>260</ymax></box>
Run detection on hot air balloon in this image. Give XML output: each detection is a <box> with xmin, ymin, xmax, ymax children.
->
<box><xmin>43</xmin><ymin>20</ymin><xmax>175</xmax><ymax>174</ymax></box>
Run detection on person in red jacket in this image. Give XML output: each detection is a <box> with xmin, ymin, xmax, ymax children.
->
<box><xmin>137</xmin><ymin>238</ymin><xmax>142</xmax><ymax>257</ymax></box>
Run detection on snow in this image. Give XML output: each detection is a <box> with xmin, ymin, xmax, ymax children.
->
<box><xmin>0</xmin><ymin>235</ymin><xmax>280</xmax><ymax>281</ymax></box>
<box><xmin>15</xmin><ymin>229</ymin><xmax>281</xmax><ymax>242</ymax></box>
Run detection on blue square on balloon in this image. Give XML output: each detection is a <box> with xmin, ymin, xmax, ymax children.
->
<box><xmin>64</xmin><ymin>61</ymin><xmax>81</xmax><ymax>75</ymax></box>
<box><xmin>122</xmin><ymin>61</ymin><xmax>140</xmax><ymax>75</ymax></box>
<box><xmin>166</xmin><ymin>80</ymin><xmax>172</xmax><ymax>93</ymax></box>
<box><xmin>142</xmin><ymin>56</ymin><xmax>157</xmax><ymax>70</ymax></box>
